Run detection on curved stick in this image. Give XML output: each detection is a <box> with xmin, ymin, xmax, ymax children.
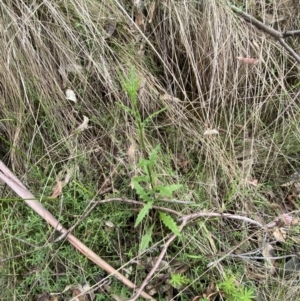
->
<box><xmin>0</xmin><ymin>161</ymin><xmax>155</xmax><ymax>301</ymax></box>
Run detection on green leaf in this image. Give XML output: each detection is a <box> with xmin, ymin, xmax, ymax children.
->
<box><xmin>135</xmin><ymin>202</ymin><xmax>153</xmax><ymax>227</ymax></box>
<box><xmin>169</xmin><ymin>273</ymin><xmax>190</xmax><ymax>289</ymax></box>
<box><xmin>156</xmin><ymin>184</ymin><xmax>183</xmax><ymax>197</ymax></box>
<box><xmin>137</xmin><ymin>158</ymin><xmax>150</xmax><ymax>169</ymax></box>
<box><xmin>133</xmin><ymin>180</ymin><xmax>151</xmax><ymax>202</ymax></box>
<box><xmin>159</xmin><ymin>212</ymin><xmax>181</xmax><ymax>236</ymax></box>
<box><xmin>117</xmin><ymin>102</ymin><xmax>134</xmax><ymax>115</ymax></box>
<box><xmin>143</xmin><ymin>107</ymin><xmax>167</xmax><ymax>126</ymax></box>
<box><xmin>117</xmin><ymin>67</ymin><xmax>140</xmax><ymax>105</ymax></box>
<box><xmin>139</xmin><ymin>224</ymin><xmax>154</xmax><ymax>254</ymax></box>
<box><xmin>133</xmin><ymin>175</ymin><xmax>149</xmax><ymax>182</ymax></box>
<box><xmin>148</xmin><ymin>144</ymin><xmax>160</xmax><ymax>169</ymax></box>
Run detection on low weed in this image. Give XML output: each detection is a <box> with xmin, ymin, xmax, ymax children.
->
<box><xmin>118</xmin><ymin>68</ymin><xmax>182</xmax><ymax>251</ymax></box>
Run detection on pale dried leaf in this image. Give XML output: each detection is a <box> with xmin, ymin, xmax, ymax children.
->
<box><xmin>148</xmin><ymin>2</ymin><xmax>156</xmax><ymax>23</ymax></box>
<box><xmin>50</xmin><ymin>179</ymin><xmax>63</xmax><ymax>198</ymax></box>
<box><xmin>204</xmin><ymin>129</ymin><xmax>219</xmax><ymax>135</ymax></box>
<box><xmin>63</xmin><ymin>284</ymin><xmax>73</xmax><ymax>293</ymax></box>
<box><xmin>262</xmin><ymin>243</ymin><xmax>276</xmax><ymax>274</ymax></box>
<box><xmin>76</xmin><ymin>116</ymin><xmax>89</xmax><ymax>132</ymax></box>
<box><xmin>236</xmin><ymin>57</ymin><xmax>259</xmax><ymax>65</ymax></box>
<box><xmin>82</xmin><ymin>283</ymin><xmax>95</xmax><ymax>301</ymax></box>
<box><xmin>292</xmin><ymin>218</ymin><xmax>299</xmax><ymax>226</ymax></box>
<box><xmin>273</xmin><ymin>227</ymin><xmax>286</xmax><ymax>242</ymax></box>
<box><xmin>65</xmin><ymin>89</ymin><xmax>77</xmax><ymax>103</ymax></box>
<box><xmin>64</xmin><ymin>168</ymin><xmax>72</xmax><ymax>185</ymax></box>
<box><xmin>247</xmin><ymin>179</ymin><xmax>258</xmax><ymax>186</ymax></box>
<box><xmin>127</xmin><ymin>144</ymin><xmax>135</xmax><ymax>162</ymax></box>
<box><xmin>159</xmin><ymin>93</ymin><xmax>181</xmax><ymax>103</ymax></box>
<box><xmin>280</xmin><ymin>214</ymin><xmax>293</xmax><ymax>226</ymax></box>
<box><xmin>129</xmin><ymin>178</ymin><xmax>134</xmax><ymax>189</ymax></box>
<box><xmin>104</xmin><ymin>18</ymin><xmax>116</xmax><ymax>38</ymax></box>
<box><xmin>67</xmin><ymin>283</ymin><xmax>95</xmax><ymax>301</ymax></box>
<box><xmin>135</xmin><ymin>10</ymin><xmax>144</xmax><ymax>30</ymax></box>
<box><xmin>143</xmin><ymin>257</ymin><xmax>169</xmax><ymax>271</ymax></box>
<box><xmin>105</xmin><ymin>220</ymin><xmax>115</xmax><ymax>228</ymax></box>
<box><xmin>111</xmin><ymin>295</ymin><xmax>127</xmax><ymax>301</ymax></box>
<box><xmin>134</xmin><ymin>0</ymin><xmax>143</xmax><ymax>8</ymax></box>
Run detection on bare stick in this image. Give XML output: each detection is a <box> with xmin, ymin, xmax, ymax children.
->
<box><xmin>92</xmin><ymin>198</ymin><xmax>182</xmax><ymax>217</ymax></box>
<box><xmin>230</xmin><ymin>4</ymin><xmax>281</xmax><ymax>39</ymax></box>
<box><xmin>278</xmin><ymin>38</ymin><xmax>300</xmax><ymax>64</ymax></box>
<box><xmin>178</xmin><ymin>211</ymin><xmax>267</xmax><ymax>228</ymax></box>
<box><xmin>230</xmin><ymin>4</ymin><xmax>300</xmax><ymax>64</ymax></box>
<box><xmin>128</xmin><ymin>218</ymin><xmax>188</xmax><ymax>301</ymax></box>
<box><xmin>283</xmin><ymin>30</ymin><xmax>300</xmax><ymax>38</ymax></box>
<box><xmin>0</xmin><ymin>161</ymin><xmax>155</xmax><ymax>301</ymax></box>
<box><xmin>127</xmin><ymin>209</ymin><xmax>268</xmax><ymax>301</ymax></box>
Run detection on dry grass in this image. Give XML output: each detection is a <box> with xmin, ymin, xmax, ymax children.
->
<box><xmin>1</xmin><ymin>0</ymin><xmax>300</xmax><ymax>300</ymax></box>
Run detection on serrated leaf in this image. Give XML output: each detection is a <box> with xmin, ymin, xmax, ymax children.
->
<box><xmin>133</xmin><ymin>175</ymin><xmax>149</xmax><ymax>182</ymax></box>
<box><xmin>128</xmin><ymin>68</ymin><xmax>140</xmax><ymax>95</ymax></box>
<box><xmin>148</xmin><ymin>144</ymin><xmax>160</xmax><ymax>169</ymax></box>
<box><xmin>135</xmin><ymin>202</ymin><xmax>153</xmax><ymax>227</ymax></box>
<box><xmin>159</xmin><ymin>212</ymin><xmax>180</xmax><ymax>236</ymax></box>
<box><xmin>133</xmin><ymin>180</ymin><xmax>151</xmax><ymax>202</ymax></box>
<box><xmin>139</xmin><ymin>224</ymin><xmax>154</xmax><ymax>254</ymax></box>
<box><xmin>118</xmin><ymin>68</ymin><xmax>140</xmax><ymax>104</ymax></box>
<box><xmin>156</xmin><ymin>184</ymin><xmax>183</xmax><ymax>197</ymax></box>
<box><xmin>138</xmin><ymin>158</ymin><xmax>150</xmax><ymax>169</ymax></box>
<box><xmin>75</xmin><ymin>115</ymin><xmax>89</xmax><ymax>132</ymax></box>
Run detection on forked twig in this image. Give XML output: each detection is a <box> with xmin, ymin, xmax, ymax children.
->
<box><xmin>127</xmin><ymin>210</ymin><xmax>270</xmax><ymax>301</ymax></box>
<box><xmin>230</xmin><ymin>4</ymin><xmax>300</xmax><ymax>64</ymax></box>
<box><xmin>0</xmin><ymin>161</ymin><xmax>155</xmax><ymax>301</ymax></box>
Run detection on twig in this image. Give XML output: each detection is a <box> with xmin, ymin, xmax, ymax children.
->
<box><xmin>283</xmin><ymin>30</ymin><xmax>300</xmax><ymax>38</ymax></box>
<box><xmin>178</xmin><ymin>211</ymin><xmax>269</xmax><ymax>229</ymax></box>
<box><xmin>128</xmin><ymin>218</ymin><xmax>188</xmax><ymax>301</ymax></box>
<box><xmin>278</xmin><ymin>38</ymin><xmax>300</xmax><ymax>64</ymax></box>
<box><xmin>0</xmin><ymin>160</ymin><xmax>274</xmax><ymax>301</ymax></box>
<box><xmin>0</xmin><ymin>161</ymin><xmax>155</xmax><ymax>301</ymax></box>
<box><xmin>92</xmin><ymin>198</ymin><xmax>182</xmax><ymax>217</ymax></box>
<box><xmin>127</xmin><ymin>210</ymin><xmax>269</xmax><ymax>301</ymax></box>
<box><xmin>230</xmin><ymin>4</ymin><xmax>281</xmax><ymax>39</ymax></box>
<box><xmin>230</xmin><ymin>4</ymin><xmax>300</xmax><ymax>64</ymax></box>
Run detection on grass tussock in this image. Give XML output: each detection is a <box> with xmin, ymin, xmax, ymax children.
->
<box><xmin>1</xmin><ymin>0</ymin><xmax>300</xmax><ymax>300</ymax></box>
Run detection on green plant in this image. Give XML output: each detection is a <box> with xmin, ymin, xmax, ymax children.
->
<box><xmin>218</xmin><ymin>275</ymin><xmax>255</xmax><ymax>301</ymax></box>
<box><xmin>169</xmin><ymin>273</ymin><xmax>190</xmax><ymax>289</ymax></box>
<box><xmin>118</xmin><ymin>68</ymin><xmax>182</xmax><ymax>251</ymax></box>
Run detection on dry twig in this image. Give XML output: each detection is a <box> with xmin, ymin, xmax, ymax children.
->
<box><xmin>0</xmin><ymin>161</ymin><xmax>155</xmax><ymax>301</ymax></box>
<box><xmin>230</xmin><ymin>4</ymin><xmax>300</xmax><ymax>64</ymax></box>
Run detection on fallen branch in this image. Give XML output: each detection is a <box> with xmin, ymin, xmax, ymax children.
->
<box><xmin>0</xmin><ymin>161</ymin><xmax>155</xmax><ymax>301</ymax></box>
<box><xmin>230</xmin><ymin>4</ymin><xmax>300</xmax><ymax>64</ymax></box>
